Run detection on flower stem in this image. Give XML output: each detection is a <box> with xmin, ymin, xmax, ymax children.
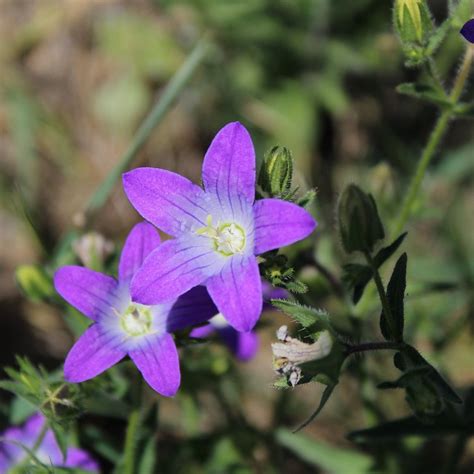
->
<box><xmin>392</xmin><ymin>45</ymin><xmax>473</xmax><ymax>237</ymax></box>
<box><xmin>84</xmin><ymin>37</ymin><xmax>211</xmax><ymax>222</ymax></box>
<box><xmin>345</xmin><ymin>340</ymin><xmax>404</xmax><ymax>355</ymax></box>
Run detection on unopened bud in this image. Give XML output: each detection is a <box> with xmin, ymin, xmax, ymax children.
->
<box><xmin>394</xmin><ymin>0</ymin><xmax>433</xmax><ymax>44</ymax></box>
<box><xmin>337</xmin><ymin>184</ymin><xmax>385</xmax><ymax>253</ymax></box>
<box><xmin>16</xmin><ymin>265</ymin><xmax>54</xmax><ymax>302</ymax></box>
<box><xmin>258</xmin><ymin>146</ymin><xmax>293</xmax><ymax>197</ymax></box>
<box><xmin>73</xmin><ymin>232</ymin><xmax>114</xmax><ymax>270</ymax></box>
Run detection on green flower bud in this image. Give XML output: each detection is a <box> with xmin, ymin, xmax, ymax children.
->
<box><xmin>258</xmin><ymin>146</ymin><xmax>293</xmax><ymax>197</ymax></box>
<box><xmin>394</xmin><ymin>0</ymin><xmax>433</xmax><ymax>45</ymax></box>
<box><xmin>337</xmin><ymin>184</ymin><xmax>385</xmax><ymax>254</ymax></box>
<box><xmin>16</xmin><ymin>264</ymin><xmax>55</xmax><ymax>302</ymax></box>
<box><xmin>406</xmin><ymin>379</ymin><xmax>444</xmax><ymax>421</ymax></box>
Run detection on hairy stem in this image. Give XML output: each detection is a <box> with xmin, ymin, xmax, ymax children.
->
<box><xmin>392</xmin><ymin>45</ymin><xmax>473</xmax><ymax>237</ymax></box>
<box><xmin>345</xmin><ymin>341</ymin><xmax>404</xmax><ymax>355</ymax></box>
<box><xmin>85</xmin><ymin>37</ymin><xmax>211</xmax><ymax>222</ymax></box>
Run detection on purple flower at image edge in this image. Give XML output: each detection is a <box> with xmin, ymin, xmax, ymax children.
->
<box><xmin>460</xmin><ymin>19</ymin><xmax>474</xmax><ymax>43</ymax></box>
<box><xmin>54</xmin><ymin>222</ymin><xmax>218</xmax><ymax>396</ymax></box>
<box><xmin>0</xmin><ymin>413</ymin><xmax>98</xmax><ymax>472</ymax></box>
<box><xmin>190</xmin><ymin>282</ymin><xmax>287</xmax><ymax>361</ymax></box>
<box><xmin>123</xmin><ymin>122</ymin><xmax>316</xmax><ymax>333</ymax></box>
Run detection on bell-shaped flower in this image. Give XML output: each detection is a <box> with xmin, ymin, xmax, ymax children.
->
<box><xmin>0</xmin><ymin>413</ymin><xmax>98</xmax><ymax>472</ymax></box>
<box><xmin>123</xmin><ymin>122</ymin><xmax>316</xmax><ymax>332</ymax></box>
<box><xmin>54</xmin><ymin>222</ymin><xmax>217</xmax><ymax>397</ymax></box>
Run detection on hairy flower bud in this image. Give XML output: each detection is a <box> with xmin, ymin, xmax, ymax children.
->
<box><xmin>258</xmin><ymin>146</ymin><xmax>293</xmax><ymax>197</ymax></box>
<box><xmin>394</xmin><ymin>0</ymin><xmax>433</xmax><ymax>44</ymax></box>
<box><xmin>73</xmin><ymin>232</ymin><xmax>114</xmax><ymax>270</ymax></box>
<box><xmin>337</xmin><ymin>184</ymin><xmax>385</xmax><ymax>254</ymax></box>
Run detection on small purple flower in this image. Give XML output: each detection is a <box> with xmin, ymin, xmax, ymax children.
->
<box><xmin>460</xmin><ymin>19</ymin><xmax>474</xmax><ymax>43</ymax></box>
<box><xmin>54</xmin><ymin>222</ymin><xmax>217</xmax><ymax>397</ymax></box>
<box><xmin>0</xmin><ymin>413</ymin><xmax>98</xmax><ymax>472</ymax></box>
<box><xmin>123</xmin><ymin>122</ymin><xmax>316</xmax><ymax>332</ymax></box>
<box><xmin>190</xmin><ymin>282</ymin><xmax>287</xmax><ymax>361</ymax></box>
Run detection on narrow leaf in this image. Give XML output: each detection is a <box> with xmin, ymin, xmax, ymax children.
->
<box><xmin>271</xmin><ymin>299</ymin><xmax>329</xmax><ymax>328</ymax></box>
<box><xmin>381</xmin><ymin>253</ymin><xmax>407</xmax><ymax>341</ymax></box>
<box><xmin>294</xmin><ymin>383</ymin><xmax>336</xmax><ymax>432</ymax></box>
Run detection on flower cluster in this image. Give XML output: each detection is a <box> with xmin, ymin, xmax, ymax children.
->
<box><xmin>0</xmin><ymin>413</ymin><xmax>98</xmax><ymax>472</ymax></box>
<box><xmin>55</xmin><ymin>122</ymin><xmax>316</xmax><ymax>396</ymax></box>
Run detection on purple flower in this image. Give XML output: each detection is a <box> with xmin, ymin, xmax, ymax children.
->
<box><xmin>123</xmin><ymin>122</ymin><xmax>316</xmax><ymax>332</ymax></box>
<box><xmin>189</xmin><ymin>282</ymin><xmax>287</xmax><ymax>361</ymax></box>
<box><xmin>0</xmin><ymin>413</ymin><xmax>98</xmax><ymax>472</ymax></box>
<box><xmin>460</xmin><ymin>19</ymin><xmax>474</xmax><ymax>43</ymax></box>
<box><xmin>54</xmin><ymin>222</ymin><xmax>217</xmax><ymax>396</ymax></box>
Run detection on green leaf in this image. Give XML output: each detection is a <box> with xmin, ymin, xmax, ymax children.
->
<box><xmin>377</xmin><ymin>366</ymin><xmax>432</xmax><ymax>389</ymax></box>
<box><xmin>51</xmin><ymin>422</ymin><xmax>68</xmax><ymax>462</ymax></box>
<box><xmin>294</xmin><ymin>383</ymin><xmax>337</xmax><ymax>432</ymax></box>
<box><xmin>425</xmin><ymin>18</ymin><xmax>452</xmax><ymax>56</ymax></box>
<box><xmin>373</xmin><ymin>232</ymin><xmax>408</xmax><ymax>267</ymax></box>
<box><xmin>276</xmin><ymin>427</ymin><xmax>372</xmax><ymax>473</ymax></box>
<box><xmin>380</xmin><ymin>253</ymin><xmax>407</xmax><ymax>342</ymax></box>
<box><xmin>138</xmin><ymin>436</ymin><xmax>157</xmax><ymax>474</ymax></box>
<box><xmin>452</xmin><ymin>101</ymin><xmax>474</xmax><ymax>118</ymax></box>
<box><xmin>270</xmin><ymin>299</ymin><xmax>329</xmax><ymax>329</ymax></box>
<box><xmin>396</xmin><ymin>82</ymin><xmax>451</xmax><ymax>107</ymax></box>
<box><xmin>297</xmin><ymin>188</ymin><xmax>317</xmax><ymax>208</ymax></box>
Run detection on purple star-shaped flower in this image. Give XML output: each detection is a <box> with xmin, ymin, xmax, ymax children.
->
<box><xmin>190</xmin><ymin>282</ymin><xmax>287</xmax><ymax>361</ymax></box>
<box><xmin>123</xmin><ymin>122</ymin><xmax>316</xmax><ymax>332</ymax></box>
<box><xmin>0</xmin><ymin>413</ymin><xmax>98</xmax><ymax>472</ymax></box>
<box><xmin>460</xmin><ymin>19</ymin><xmax>474</xmax><ymax>43</ymax></box>
<box><xmin>54</xmin><ymin>222</ymin><xmax>217</xmax><ymax>396</ymax></box>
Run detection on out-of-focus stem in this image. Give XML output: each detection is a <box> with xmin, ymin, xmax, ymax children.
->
<box><xmin>84</xmin><ymin>38</ymin><xmax>211</xmax><ymax>222</ymax></box>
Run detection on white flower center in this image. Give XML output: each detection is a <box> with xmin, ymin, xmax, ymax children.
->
<box><xmin>197</xmin><ymin>215</ymin><xmax>246</xmax><ymax>256</ymax></box>
<box><xmin>119</xmin><ymin>303</ymin><xmax>153</xmax><ymax>337</ymax></box>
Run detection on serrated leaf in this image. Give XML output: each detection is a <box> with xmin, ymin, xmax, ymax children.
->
<box><xmin>380</xmin><ymin>253</ymin><xmax>407</xmax><ymax>342</ymax></box>
<box><xmin>276</xmin><ymin>427</ymin><xmax>372</xmax><ymax>473</ymax></box>
<box><xmin>294</xmin><ymin>383</ymin><xmax>337</xmax><ymax>432</ymax></box>
<box><xmin>271</xmin><ymin>299</ymin><xmax>329</xmax><ymax>328</ymax></box>
<box><xmin>396</xmin><ymin>82</ymin><xmax>451</xmax><ymax>107</ymax></box>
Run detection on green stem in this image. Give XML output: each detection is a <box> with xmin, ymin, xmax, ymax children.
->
<box><xmin>85</xmin><ymin>38</ymin><xmax>211</xmax><ymax>222</ymax></box>
<box><xmin>122</xmin><ymin>408</ymin><xmax>141</xmax><ymax>474</ymax></box>
<box><xmin>392</xmin><ymin>45</ymin><xmax>473</xmax><ymax>237</ymax></box>
<box><xmin>363</xmin><ymin>250</ymin><xmax>398</xmax><ymax>339</ymax></box>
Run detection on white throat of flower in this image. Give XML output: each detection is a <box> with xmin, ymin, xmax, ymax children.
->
<box><xmin>197</xmin><ymin>215</ymin><xmax>246</xmax><ymax>256</ymax></box>
<box><xmin>113</xmin><ymin>303</ymin><xmax>154</xmax><ymax>338</ymax></box>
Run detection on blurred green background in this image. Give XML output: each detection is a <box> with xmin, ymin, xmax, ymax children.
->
<box><xmin>0</xmin><ymin>0</ymin><xmax>473</xmax><ymax>472</ymax></box>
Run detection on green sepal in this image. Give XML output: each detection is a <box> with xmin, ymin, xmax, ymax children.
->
<box><xmin>380</xmin><ymin>252</ymin><xmax>407</xmax><ymax>342</ymax></box>
<box><xmin>15</xmin><ymin>264</ymin><xmax>55</xmax><ymax>302</ymax></box>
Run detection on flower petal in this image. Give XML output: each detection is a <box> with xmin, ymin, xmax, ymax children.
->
<box><xmin>202</xmin><ymin>122</ymin><xmax>256</xmax><ymax>209</ymax></box>
<box><xmin>122</xmin><ymin>168</ymin><xmax>208</xmax><ymax>236</ymax></box>
<box><xmin>119</xmin><ymin>222</ymin><xmax>161</xmax><ymax>282</ymax></box>
<box><xmin>131</xmin><ymin>237</ymin><xmax>222</xmax><ymax>305</ymax></box>
<box><xmin>189</xmin><ymin>323</ymin><xmax>215</xmax><ymax>339</ymax></box>
<box><xmin>64</xmin><ymin>325</ymin><xmax>126</xmax><ymax>382</ymax></box>
<box><xmin>129</xmin><ymin>333</ymin><xmax>180</xmax><ymax>397</ymax></box>
<box><xmin>65</xmin><ymin>448</ymin><xmax>99</xmax><ymax>472</ymax></box>
<box><xmin>206</xmin><ymin>256</ymin><xmax>262</xmax><ymax>332</ymax></box>
<box><xmin>219</xmin><ymin>327</ymin><xmax>259</xmax><ymax>361</ymax></box>
<box><xmin>253</xmin><ymin>198</ymin><xmax>316</xmax><ymax>254</ymax></box>
<box><xmin>54</xmin><ymin>266</ymin><xmax>117</xmax><ymax>321</ymax></box>
<box><xmin>166</xmin><ymin>286</ymin><xmax>218</xmax><ymax>332</ymax></box>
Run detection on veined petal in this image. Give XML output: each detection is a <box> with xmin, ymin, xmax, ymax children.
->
<box><xmin>131</xmin><ymin>237</ymin><xmax>222</xmax><ymax>305</ymax></box>
<box><xmin>219</xmin><ymin>327</ymin><xmax>259</xmax><ymax>361</ymax></box>
<box><xmin>119</xmin><ymin>222</ymin><xmax>161</xmax><ymax>282</ymax></box>
<box><xmin>129</xmin><ymin>333</ymin><xmax>180</xmax><ymax>397</ymax></box>
<box><xmin>202</xmin><ymin>122</ymin><xmax>256</xmax><ymax>210</ymax></box>
<box><xmin>207</xmin><ymin>256</ymin><xmax>262</xmax><ymax>332</ymax></box>
<box><xmin>253</xmin><ymin>198</ymin><xmax>316</xmax><ymax>254</ymax></box>
<box><xmin>123</xmin><ymin>168</ymin><xmax>208</xmax><ymax>237</ymax></box>
<box><xmin>54</xmin><ymin>266</ymin><xmax>117</xmax><ymax>321</ymax></box>
<box><xmin>64</xmin><ymin>325</ymin><xmax>126</xmax><ymax>382</ymax></box>
<box><xmin>166</xmin><ymin>286</ymin><xmax>218</xmax><ymax>332</ymax></box>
